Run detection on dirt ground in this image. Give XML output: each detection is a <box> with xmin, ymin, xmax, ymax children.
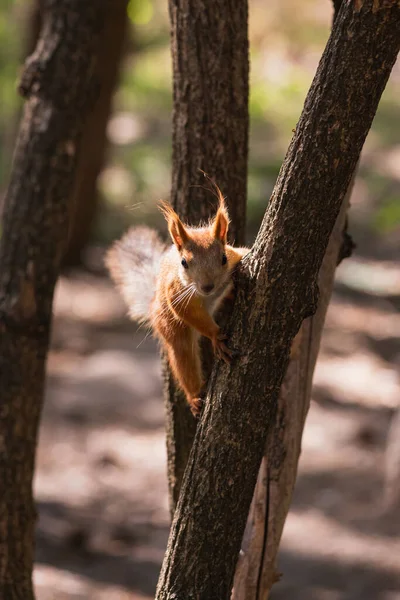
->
<box><xmin>33</xmin><ymin>249</ymin><xmax>400</xmax><ymax>599</ymax></box>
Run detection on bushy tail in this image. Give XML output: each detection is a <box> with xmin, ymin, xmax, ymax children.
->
<box><xmin>105</xmin><ymin>226</ymin><xmax>166</xmax><ymax>324</ymax></box>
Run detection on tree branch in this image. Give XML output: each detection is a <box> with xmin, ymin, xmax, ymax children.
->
<box><xmin>156</xmin><ymin>2</ymin><xmax>400</xmax><ymax>598</ymax></box>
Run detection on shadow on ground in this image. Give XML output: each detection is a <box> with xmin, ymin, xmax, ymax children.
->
<box><xmin>34</xmin><ymin>259</ymin><xmax>400</xmax><ymax>599</ymax></box>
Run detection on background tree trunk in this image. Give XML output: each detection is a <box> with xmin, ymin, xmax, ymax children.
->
<box><xmin>165</xmin><ymin>0</ymin><xmax>249</xmax><ymax>512</ymax></box>
<box><xmin>23</xmin><ymin>0</ymin><xmax>130</xmax><ymax>267</ymax></box>
<box><xmin>0</xmin><ymin>1</ymin><xmax>105</xmax><ymax>596</ymax></box>
<box><xmin>156</xmin><ymin>2</ymin><xmax>400</xmax><ymax>598</ymax></box>
<box><xmin>63</xmin><ymin>0</ymin><xmax>129</xmax><ymax>266</ymax></box>
<box><xmin>25</xmin><ymin>0</ymin><xmax>42</xmax><ymax>56</ymax></box>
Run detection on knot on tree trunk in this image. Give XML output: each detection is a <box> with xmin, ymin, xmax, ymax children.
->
<box><xmin>0</xmin><ymin>263</ymin><xmax>43</xmax><ymax>334</ymax></box>
<box><xmin>18</xmin><ymin>1</ymin><xmax>105</xmax><ymax>115</ymax></box>
<box><xmin>19</xmin><ymin>55</ymin><xmax>47</xmax><ymax>99</ymax></box>
<box><xmin>19</xmin><ymin>53</ymin><xmax>100</xmax><ymax>117</ymax></box>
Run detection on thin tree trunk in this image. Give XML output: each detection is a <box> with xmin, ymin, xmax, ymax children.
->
<box><xmin>166</xmin><ymin>0</ymin><xmax>249</xmax><ymax>513</ymax></box>
<box><xmin>0</xmin><ymin>1</ymin><xmax>106</xmax><ymax>597</ymax></box>
<box><xmin>156</xmin><ymin>2</ymin><xmax>400</xmax><ymax>598</ymax></box>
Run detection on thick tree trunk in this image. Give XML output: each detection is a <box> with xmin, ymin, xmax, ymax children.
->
<box><xmin>156</xmin><ymin>2</ymin><xmax>400</xmax><ymax>598</ymax></box>
<box><xmin>0</xmin><ymin>1</ymin><xmax>106</xmax><ymax>597</ymax></box>
<box><xmin>232</xmin><ymin>181</ymin><xmax>353</xmax><ymax>599</ymax></box>
<box><xmin>232</xmin><ymin>2</ymin><xmax>354</xmax><ymax>596</ymax></box>
<box><xmin>166</xmin><ymin>0</ymin><xmax>249</xmax><ymax>512</ymax></box>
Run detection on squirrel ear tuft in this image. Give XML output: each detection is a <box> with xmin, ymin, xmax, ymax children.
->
<box><xmin>212</xmin><ymin>199</ymin><xmax>230</xmax><ymax>243</ymax></box>
<box><xmin>198</xmin><ymin>171</ymin><xmax>230</xmax><ymax>242</ymax></box>
<box><xmin>159</xmin><ymin>201</ymin><xmax>188</xmax><ymax>249</ymax></box>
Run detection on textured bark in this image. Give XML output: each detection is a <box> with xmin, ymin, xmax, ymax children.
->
<box><xmin>232</xmin><ymin>182</ymin><xmax>353</xmax><ymax>599</ymax></box>
<box><xmin>332</xmin><ymin>0</ymin><xmax>344</xmax><ymax>22</ymax></box>
<box><xmin>165</xmin><ymin>0</ymin><xmax>249</xmax><ymax>512</ymax></box>
<box><xmin>232</xmin><ymin>1</ymin><xmax>352</xmax><ymax>596</ymax></box>
<box><xmin>17</xmin><ymin>0</ymin><xmax>128</xmax><ymax>267</ymax></box>
<box><xmin>0</xmin><ymin>1</ymin><xmax>105</xmax><ymax>597</ymax></box>
<box><xmin>63</xmin><ymin>0</ymin><xmax>129</xmax><ymax>266</ymax></box>
<box><xmin>156</xmin><ymin>2</ymin><xmax>400</xmax><ymax>598</ymax></box>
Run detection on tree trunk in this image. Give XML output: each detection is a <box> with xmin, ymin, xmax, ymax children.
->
<box><xmin>232</xmin><ymin>179</ymin><xmax>354</xmax><ymax>599</ymax></box>
<box><xmin>165</xmin><ymin>0</ymin><xmax>249</xmax><ymax>512</ymax></box>
<box><xmin>25</xmin><ymin>0</ymin><xmax>42</xmax><ymax>56</ymax></box>
<box><xmin>232</xmin><ymin>2</ymin><xmax>354</xmax><ymax>596</ymax></box>
<box><xmin>0</xmin><ymin>1</ymin><xmax>106</xmax><ymax>597</ymax></box>
<box><xmin>156</xmin><ymin>2</ymin><xmax>400</xmax><ymax>598</ymax></box>
<box><xmin>24</xmin><ymin>0</ymin><xmax>129</xmax><ymax>267</ymax></box>
<box><xmin>63</xmin><ymin>0</ymin><xmax>129</xmax><ymax>266</ymax></box>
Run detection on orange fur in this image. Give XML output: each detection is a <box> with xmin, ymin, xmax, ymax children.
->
<box><xmin>107</xmin><ymin>186</ymin><xmax>250</xmax><ymax>418</ymax></box>
<box><xmin>152</xmin><ymin>193</ymin><xmax>249</xmax><ymax>416</ymax></box>
<box><xmin>159</xmin><ymin>201</ymin><xmax>189</xmax><ymax>249</ymax></box>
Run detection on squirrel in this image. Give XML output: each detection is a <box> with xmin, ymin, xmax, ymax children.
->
<box><xmin>106</xmin><ymin>186</ymin><xmax>249</xmax><ymax>417</ymax></box>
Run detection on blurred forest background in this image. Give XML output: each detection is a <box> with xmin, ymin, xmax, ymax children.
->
<box><xmin>1</xmin><ymin>1</ymin><xmax>399</xmax><ymax>599</ymax></box>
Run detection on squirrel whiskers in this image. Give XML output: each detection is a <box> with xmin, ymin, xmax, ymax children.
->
<box><xmin>106</xmin><ymin>188</ymin><xmax>249</xmax><ymax>417</ymax></box>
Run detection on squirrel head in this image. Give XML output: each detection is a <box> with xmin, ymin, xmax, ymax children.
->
<box><xmin>160</xmin><ymin>193</ymin><xmax>231</xmax><ymax>297</ymax></box>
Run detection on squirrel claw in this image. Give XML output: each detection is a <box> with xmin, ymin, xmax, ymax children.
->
<box><xmin>213</xmin><ymin>333</ymin><xmax>233</xmax><ymax>364</ymax></box>
<box><xmin>190</xmin><ymin>397</ymin><xmax>203</xmax><ymax>418</ymax></box>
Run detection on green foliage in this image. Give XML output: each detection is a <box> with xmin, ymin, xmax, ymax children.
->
<box><xmin>0</xmin><ymin>1</ymin><xmax>20</xmax><ymax>115</ymax></box>
<box><xmin>119</xmin><ymin>48</ymin><xmax>172</xmax><ymax>113</ymax></box>
<box><xmin>0</xmin><ymin>0</ymin><xmax>22</xmax><ymax>183</ymax></box>
<box><xmin>375</xmin><ymin>196</ymin><xmax>400</xmax><ymax>233</ymax></box>
<box><xmin>128</xmin><ymin>0</ymin><xmax>154</xmax><ymax>26</ymax></box>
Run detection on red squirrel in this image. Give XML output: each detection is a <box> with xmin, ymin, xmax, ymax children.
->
<box><xmin>106</xmin><ymin>187</ymin><xmax>249</xmax><ymax>417</ymax></box>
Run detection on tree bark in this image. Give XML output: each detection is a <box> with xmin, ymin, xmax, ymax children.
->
<box><xmin>0</xmin><ymin>1</ymin><xmax>106</xmax><ymax>597</ymax></box>
<box><xmin>165</xmin><ymin>0</ymin><xmax>249</xmax><ymax>512</ymax></box>
<box><xmin>332</xmin><ymin>0</ymin><xmax>344</xmax><ymax>22</ymax></box>
<box><xmin>63</xmin><ymin>0</ymin><xmax>129</xmax><ymax>266</ymax></box>
<box><xmin>16</xmin><ymin>0</ymin><xmax>129</xmax><ymax>267</ymax></box>
<box><xmin>232</xmin><ymin>1</ymin><xmax>353</xmax><ymax>596</ymax></box>
<box><xmin>25</xmin><ymin>0</ymin><xmax>42</xmax><ymax>57</ymax></box>
<box><xmin>156</xmin><ymin>2</ymin><xmax>400</xmax><ymax>598</ymax></box>
<box><xmin>232</xmin><ymin>180</ymin><xmax>354</xmax><ymax>599</ymax></box>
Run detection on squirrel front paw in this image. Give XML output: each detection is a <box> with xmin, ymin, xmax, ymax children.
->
<box><xmin>190</xmin><ymin>397</ymin><xmax>204</xmax><ymax>418</ymax></box>
<box><xmin>212</xmin><ymin>332</ymin><xmax>233</xmax><ymax>364</ymax></box>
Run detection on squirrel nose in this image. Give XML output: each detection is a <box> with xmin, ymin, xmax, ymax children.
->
<box><xmin>202</xmin><ymin>283</ymin><xmax>215</xmax><ymax>294</ymax></box>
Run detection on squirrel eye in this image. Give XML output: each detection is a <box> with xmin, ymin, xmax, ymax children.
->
<box><xmin>222</xmin><ymin>253</ymin><xmax>227</xmax><ymax>266</ymax></box>
<box><xmin>181</xmin><ymin>258</ymin><xmax>189</xmax><ymax>269</ymax></box>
